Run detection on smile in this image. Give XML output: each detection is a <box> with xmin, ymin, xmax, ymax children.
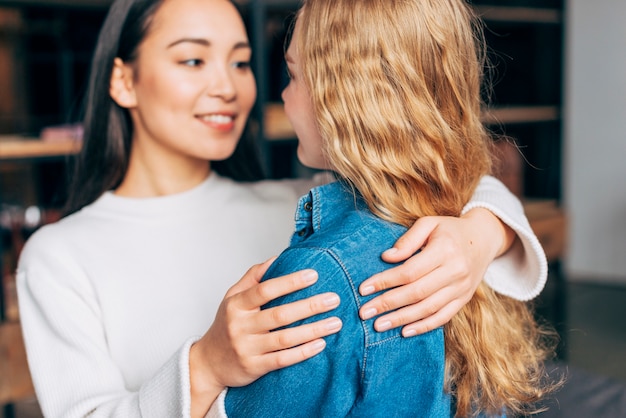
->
<box><xmin>199</xmin><ymin>114</ymin><xmax>235</xmax><ymax>124</ymax></box>
<box><xmin>197</xmin><ymin>113</ymin><xmax>237</xmax><ymax>132</ymax></box>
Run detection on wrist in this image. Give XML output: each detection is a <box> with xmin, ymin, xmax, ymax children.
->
<box><xmin>462</xmin><ymin>207</ymin><xmax>515</xmax><ymax>259</ymax></box>
<box><xmin>189</xmin><ymin>341</ymin><xmax>224</xmax><ymax>417</ymax></box>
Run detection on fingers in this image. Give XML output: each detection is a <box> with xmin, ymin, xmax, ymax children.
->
<box><xmin>256</xmin><ymin>339</ymin><xmax>328</xmax><ymax>375</ymax></box>
<box><xmin>257</xmin><ymin>316</ymin><xmax>343</xmax><ymax>353</ymax></box>
<box><xmin>360</xmin><ymin>246</ymin><xmax>441</xmax><ymax>297</ymax></box>
<box><xmin>400</xmin><ymin>300</ymin><xmax>465</xmax><ymax>337</ymax></box>
<box><xmin>369</xmin><ymin>285</ymin><xmax>462</xmax><ymax>335</ymax></box>
<box><xmin>359</xmin><ymin>239</ymin><xmax>476</xmax><ymax>335</ymax></box>
<box><xmin>237</xmin><ymin>268</ymin><xmax>319</xmax><ymax>310</ymax></box>
<box><xmin>247</xmin><ymin>316</ymin><xmax>343</xmax><ymax>377</ymax></box>
<box><xmin>199</xmin><ymin>263</ymin><xmax>343</xmax><ymax>390</ymax></box>
<box><xmin>359</xmin><ymin>261</ymin><xmax>425</xmax><ymax>298</ymax></box>
<box><xmin>250</xmin><ymin>292</ymin><xmax>340</xmax><ymax>334</ymax></box>
<box><xmin>381</xmin><ymin>216</ymin><xmax>439</xmax><ymax>263</ymax></box>
<box><xmin>360</xmin><ymin>271</ymin><xmax>443</xmax><ymax>321</ymax></box>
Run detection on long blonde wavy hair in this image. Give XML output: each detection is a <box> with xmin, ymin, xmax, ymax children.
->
<box><xmin>294</xmin><ymin>0</ymin><xmax>558</xmax><ymax>416</ymax></box>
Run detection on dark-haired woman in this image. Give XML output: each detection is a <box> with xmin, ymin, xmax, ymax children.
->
<box><xmin>17</xmin><ymin>0</ymin><xmax>547</xmax><ymax>416</ymax></box>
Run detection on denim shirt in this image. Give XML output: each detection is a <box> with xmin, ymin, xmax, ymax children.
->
<box><xmin>225</xmin><ymin>181</ymin><xmax>449</xmax><ymax>417</ymax></box>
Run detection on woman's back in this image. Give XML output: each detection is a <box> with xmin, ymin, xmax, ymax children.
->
<box><xmin>225</xmin><ymin>181</ymin><xmax>449</xmax><ymax>417</ymax></box>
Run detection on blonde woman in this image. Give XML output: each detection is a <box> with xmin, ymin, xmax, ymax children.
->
<box><xmin>219</xmin><ymin>0</ymin><xmax>556</xmax><ymax>417</ymax></box>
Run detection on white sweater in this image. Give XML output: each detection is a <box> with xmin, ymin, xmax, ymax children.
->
<box><xmin>16</xmin><ymin>173</ymin><xmax>546</xmax><ymax>418</ymax></box>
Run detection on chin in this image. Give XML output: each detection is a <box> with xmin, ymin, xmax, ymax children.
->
<box><xmin>201</xmin><ymin>142</ymin><xmax>239</xmax><ymax>161</ymax></box>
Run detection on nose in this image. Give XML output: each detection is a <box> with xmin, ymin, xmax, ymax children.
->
<box><xmin>209</xmin><ymin>65</ymin><xmax>237</xmax><ymax>101</ymax></box>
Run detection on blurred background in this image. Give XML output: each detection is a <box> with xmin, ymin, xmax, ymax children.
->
<box><xmin>0</xmin><ymin>0</ymin><xmax>624</xmax><ymax>417</ymax></box>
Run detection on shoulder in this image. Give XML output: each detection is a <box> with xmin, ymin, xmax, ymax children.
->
<box><xmin>18</xmin><ymin>216</ymin><xmax>82</xmax><ymax>273</ymax></box>
<box><xmin>16</xmin><ymin>218</ymin><xmax>99</xmax><ymax>303</ymax></box>
<box><xmin>262</xmin><ymin>247</ymin><xmax>350</xmax><ymax>303</ymax></box>
<box><xmin>17</xmin><ymin>200</ymin><xmax>110</xmax><ymax>276</ymax></box>
<box><xmin>233</xmin><ymin>178</ymin><xmax>315</xmax><ymax>203</ymax></box>
<box><xmin>319</xmin><ymin>208</ymin><xmax>407</xmax><ymax>253</ymax></box>
<box><xmin>277</xmin><ymin>215</ymin><xmax>405</xmax><ymax>277</ymax></box>
<box><xmin>267</xmin><ymin>246</ymin><xmax>344</xmax><ymax>275</ymax></box>
<box><xmin>222</xmin><ymin>172</ymin><xmax>333</xmax><ymax>203</ymax></box>
<box><xmin>218</xmin><ymin>177</ymin><xmax>316</xmax><ymax>225</ymax></box>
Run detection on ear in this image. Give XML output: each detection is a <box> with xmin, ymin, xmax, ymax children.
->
<box><xmin>109</xmin><ymin>57</ymin><xmax>137</xmax><ymax>108</ymax></box>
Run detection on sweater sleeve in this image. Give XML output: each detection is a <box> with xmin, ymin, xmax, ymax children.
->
<box><xmin>278</xmin><ymin>173</ymin><xmax>547</xmax><ymax>301</ymax></box>
<box><xmin>463</xmin><ymin>175</ymin><xmax>548</xmax><ymax>301</ymax></box>
<box><xmin>16</xmin><ymin>227</ymin><xmax>196</xmax><ymax>418</ymax></box>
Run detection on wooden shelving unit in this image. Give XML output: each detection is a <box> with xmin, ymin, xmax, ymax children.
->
<box><xmin>0</xmin><ymin>0</ymin><xmax>110</xmax><ymax>8</ymax></box>
<box><xmin>243</xmin><ymin>2</ymin><xmax>565</xmax><ymax>191</ymax></box>
<box><xmin>264</xmin><ymin>103</ymin><xmax>562</xmax><ymax>142</ymax></box>
<box><xmin>0</xmin><ymin>137</ymin><xmax>79</xmax><ymax>160</ymax></box>
<box><xmin>475</xmin><ymin>5</ymin><xmax>561</xmax><ymax>24</ymax></box>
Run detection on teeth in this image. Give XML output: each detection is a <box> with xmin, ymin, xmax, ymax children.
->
<box><xmin>201</xmin><ymin>114</ymin><xmax>233</xmax><ymax>123</ymax></box>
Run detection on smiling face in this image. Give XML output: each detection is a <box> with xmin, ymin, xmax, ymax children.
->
<box><xmin>282</xmin><ymin>19</ymin><xmax>329</xmax><ymax>170</ymax></box>
<box><xmin>112</xmin><ymin>0</ymin><xmax>256</xmax><ymax>176</ymax></box>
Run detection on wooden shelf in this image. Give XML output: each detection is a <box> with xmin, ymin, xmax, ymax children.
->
<box><xmin>475</xmin><ymin>6</ymin><xmax>562</xmax><ymax>24</ymax></box>
<box><xmin>5</xmin><ymin>105</ymin><xmax>558</xmax><ymax>156</ymax></box>
<box><xmin>264</xmin><ymin>103</ymin><xmax>295</xmax><ymax>141</ymax></box>
<box><xmin>263</xmin><ymin>103</ymin><xmax>561</xmax><ymax>141</ymax></box>
<box><xmin>0</xmin><ymin>137</ymin><xmax>80</xmax><ymax>160</ymax></box>
<box><xmin>0</xmin><ymin>0</ymin><xmax>111</xmax><ymax>8</ymax></box>
<box><xmin>482</xmin><ymin>106</ymin><xmax>560</xmax><ymax>125</ymax></box>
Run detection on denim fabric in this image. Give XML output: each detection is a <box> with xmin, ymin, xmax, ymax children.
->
<box><xmin>224</xmin><ymin>181</ymin><xmax>450</xmax><ymax>417</ymax></box>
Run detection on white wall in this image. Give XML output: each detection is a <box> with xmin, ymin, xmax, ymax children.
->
<box><xmin>564</xmin><ymin>0</ymin><xmax>626</xmax><ymax>283</ymax></box>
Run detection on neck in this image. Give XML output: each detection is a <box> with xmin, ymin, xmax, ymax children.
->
<box><xmin>115</xmin><ymin>149</ymin><xmax>211</xmax><ymax>198</ymax></box>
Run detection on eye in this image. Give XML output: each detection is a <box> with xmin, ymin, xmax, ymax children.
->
<box><xmin>232</xmin><ymin>61</ymin><xmax>251</xmax><ymax>70</ymax></box>
<box><xmin>180</xmin><ymin>58</ymin><xmax>204</xmax><ymax>67</ymax></box>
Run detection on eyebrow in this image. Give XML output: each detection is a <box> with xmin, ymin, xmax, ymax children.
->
<box><xmin>167</xmin><ymin>38</ymin><xmax>251</xmax><ymax>50</ymax></box>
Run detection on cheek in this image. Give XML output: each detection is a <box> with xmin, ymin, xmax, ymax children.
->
<box><xmin>138</xmin><ymin>71</ymin><xmax>193</xmax><ymax>110</ymax></box>
<box><xmin>281</xmin><ymin>86</ymin><xmax>293</xmax><ymax>113</ymax></box>
<box><xmin>241</xmin><ymin>77</ymin><xmax>257</xmax><ymax>113</ymax></box>
<box><xmin>282</xmin><ymin>87</ymin><xmax>305</xmax><ymax>131</ymax></box>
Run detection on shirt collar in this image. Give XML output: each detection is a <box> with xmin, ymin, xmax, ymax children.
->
<box><xmin>291</xmin><ymin>180</ymin><xmax>367</xmax><ymax>244</ymax></box>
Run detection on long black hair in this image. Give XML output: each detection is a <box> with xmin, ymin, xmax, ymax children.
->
<box><xmin>64</xmin><ymin>0</ymin><xmax>265</xmax><ymax>216</ymax></box>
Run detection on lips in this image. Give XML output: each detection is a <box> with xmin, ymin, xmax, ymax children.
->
<box><xmin>197</xmin><ymin>113</ymin><xmax>236</xmax><ymax>131</ymax></box>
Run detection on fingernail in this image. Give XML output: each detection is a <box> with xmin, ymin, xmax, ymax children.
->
<box><xmin>323</xmin><ymin>294</ymin><xmax>340</xmax><ymax>307</ymax></box>
<box><xmin>311</xmin><ymin>340</ymin><xmax>326</xmax><ymax>353</ymax></box>
<box><xmin>360</xmin><ymin>285</ymin><xmax>375</xmax><ymax>296</ymax></box>
<box><xmin>325</xmin><ymin>318</ymin><xmax>342</xmax><ymax>331</ymax></box>
<box><xmin>376</xmin><ymin>320</ymin><xmax>392</xmax><ymax>332</ymax></box>
<box><xmin>302</xmin><ymin>270</ymin><xmax>318</xmax><ymax>283</ymax></box>
<box><xmin>361</xmin><ymin>307</ymin><xmax>377</xmax><ymax>320</ymax></box>
<box><xmin>383</xmin><ymin>248</ymin><xmax>398</xmax><ymax>257</ymax></box>
<box><xmin>403</xmin><ymin>328</ymin><xmax>417</xmax><ymax>337</ymax></box>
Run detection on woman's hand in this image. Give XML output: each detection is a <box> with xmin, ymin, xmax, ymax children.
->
<box><xmin>189</xmin><ymin>257</ymin><xmax>342</xmax><ymax>417</ymax></box>
<box><xmin>358</xmin><ymin>208</ymin><xmax>515</xmax><ymax>337</ymax></box>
